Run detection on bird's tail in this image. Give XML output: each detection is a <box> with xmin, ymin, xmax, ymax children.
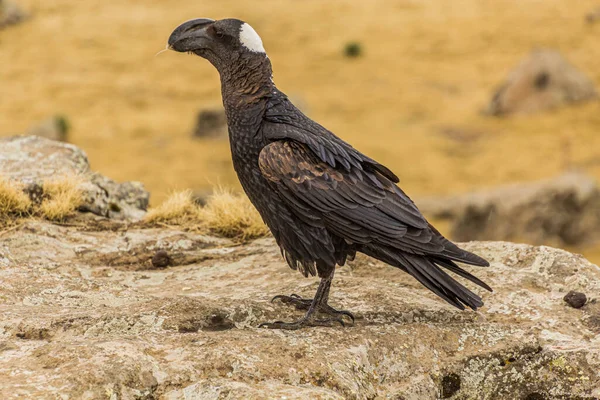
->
<box><xmin>361</xmin><ymin>244</ymin><xmax>492</xmax><ymax>311</ymax></box>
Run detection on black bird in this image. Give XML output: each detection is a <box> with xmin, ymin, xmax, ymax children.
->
<box><xmin>167</xmin><ymin>18</ymin><xmax>492</xmax><ymax>329</ymax></box>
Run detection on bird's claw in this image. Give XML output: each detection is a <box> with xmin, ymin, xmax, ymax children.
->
<box><xmin>267</xmin><ymin>293</ymin><xmax>356</xmax><ymax>327</ymax></box>
<box><xmin>271</xmin><ymin>293</ymin><xmax>303</xmax><ymax>303</ymax></box>
<box><xmin>333</xmin><ymin>309</ymin><xmax>355</xmax><ymax>325</ymax></box>
<box><xmin>271</xmin><ymin>294</ymin><xmax>312</xmax><ymax>310</ymax></box>
<box><xmin>258</xmin><ymin>320</ymin><xmax>288</xmax><ymax>329</ymax></box>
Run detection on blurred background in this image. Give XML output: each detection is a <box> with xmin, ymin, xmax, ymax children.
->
<box><xmin>1</xmin><ymin>0</ymin><xmax>600</xmax><ymax>262</ymax></box>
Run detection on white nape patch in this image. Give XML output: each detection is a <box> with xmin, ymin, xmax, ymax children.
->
<box><xmin>239</xmin><ymin>23</ymin><xmax>266</xmax><ymax>53</ymax></box>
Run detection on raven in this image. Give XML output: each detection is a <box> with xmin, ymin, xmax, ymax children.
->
<box><xmin>168</xmin><ymin>18</ymin><xmax>492</xmax><ymax>329</ymax></box>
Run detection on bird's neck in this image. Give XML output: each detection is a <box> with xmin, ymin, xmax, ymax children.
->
<box><xmin>219</xmin><ymin>54</ymin><xmax>275</xmax><ymax>111</ymax></box>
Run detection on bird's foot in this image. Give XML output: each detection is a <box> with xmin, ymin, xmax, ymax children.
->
<box><xmin>271</xmin><ymin>293</ymin><xmax>312</xmax><ymax>310</ymax></box>
<box><xmin>270</xmin><ymin>294</ymin><xmax>355</xmax><ymax>326</ymax></box>
<box><xmin>258</xmin><ymin>315</ymin><xmax>346</xmax><ymax>330</ymax></box>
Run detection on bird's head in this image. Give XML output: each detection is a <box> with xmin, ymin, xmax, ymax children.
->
<box><xmin>167</xmin><ymin>18</ymin><xmax>267</xmax><ymax>69</ymax></box>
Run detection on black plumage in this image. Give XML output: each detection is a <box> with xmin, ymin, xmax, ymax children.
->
<box><xmin>168</xmin><ymin>18</ymin><xmax>492</xmax><ymax>329</ymax></box>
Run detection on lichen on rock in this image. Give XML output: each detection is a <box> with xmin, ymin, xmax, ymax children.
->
<box><xmin>0</xmin><ymin>219</ymin><xmax>598</xmax><ymax>399</ymax></box>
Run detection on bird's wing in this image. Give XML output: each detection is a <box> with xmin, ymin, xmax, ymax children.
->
<box><xmin>258</xmin><ymin>138</ymin><xmax>491</xmax><ymax>310</ymax></box>
<box><xmin>262</xmin><ymin>111</ymin><xmax>400</xmax><ymax>183</ymax></box>
<box><xmin>258</xmin><ymin>140</ymin><xmax>453</xmax><ymax>253</ymax></box>
<box><xmin>260</xmin><ymin>104</ymin><xmax>488</xmax><ymax>266</ymax></box>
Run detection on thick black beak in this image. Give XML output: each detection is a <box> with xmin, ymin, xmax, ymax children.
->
<box><xmin>168</xmin><ymin>18</ymin><xmax>215</xmax><ymax>52</ymax></box>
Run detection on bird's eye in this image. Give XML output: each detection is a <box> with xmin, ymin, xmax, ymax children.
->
<box><xmin>208</xmin><ymin>25</ymin><xmax>223</xmax><ymax>38</ymax></box>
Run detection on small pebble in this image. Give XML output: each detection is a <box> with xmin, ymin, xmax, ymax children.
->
<box><xmin>151</xmin><ymin>250</ymin><xmax>171</xmax><ymax>268</ymax></box>
<box><xmin>563</xmin><ymin>290</ymin><xmax>587</xmax><ymax>309</ymax></box>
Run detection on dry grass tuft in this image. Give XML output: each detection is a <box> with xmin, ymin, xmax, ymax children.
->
<box><xmin>1</xmin><ymin>175</ymin><xmax>84</xmax><ymax>225</ymax></box>
<box><xmin>145</xmin><ymin>187</ymin><xmax>269</xmax><ymax>241</ymax></box>
<box><xmin>39</xmin><ymin>175</ymin><xmax>84</xmax><ymax>221</ymax></box>
<box><xmin>144</xmin><ymin>190</ymin><xmax>201</xmax><ymax>225</ymax></box>
<box><xmin>0</xmin><ymin>177</ymin><xmax>32</xmax><ymax>219</ymax></box>
<box><xmin>199</xmin><ymin>187</ymin><xmax>269</xmax><ymax>240</ymax></box>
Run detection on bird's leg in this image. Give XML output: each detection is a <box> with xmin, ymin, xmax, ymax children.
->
<box><xmin>261</xmin><ymin>270</ymin><xmax>355</xmax><ymax>329</ymax></box>
<box><xmin>259</xmin><ymin>272</ymin><xmax>339</xmax><ymax>330</ymax></box>
<box><xmin>272</xmin><ymin>268</ymin><xmax>337</xmax><ymax>310</ymax></box>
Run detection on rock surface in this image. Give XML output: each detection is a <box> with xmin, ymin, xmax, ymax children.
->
<box><xmin>0</xmin><ymin>219</ymin><xmax>599</xmax><ymax>399</ymax></box>
<box><xmin>486</xmin><ymin>49</ymin><xmax>597</xmax><ymax>115</ymax></box>
<box><xmin>0</xmin><ymin>0</ymin><xmax>26</xmax><ymax>29</ymax></box>
<box><xmin>418</xmin><ymin>172</ymin><xmax>600</xmax><ymax>248</ymax></box>
<box><xmin>0</xmin><ymin>136</ymin><xmax>149</xmax><ymax>220</ymax></box>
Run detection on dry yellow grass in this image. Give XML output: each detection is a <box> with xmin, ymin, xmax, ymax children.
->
<box><xmin>144</xmin><ymin>190</ymin><xmax>200</xmax><ymax>225</ymax></box>
<box><xmin>145</xmin><ymin>188</ymin><xmax>269</xmax><ymax>240</ymax></box>
<box><xmin>0</xmin><ymin>178</ymin><xmax>32</xmax><ymax>218</ymax></box>
<box><xmin>39</xmin><ymin>175</ymin><xmax>84</xmax><ymax>221</ymax></box>
<box><xmin>1</xmin><ymin>175</ymin><xmax>83</xmax><ymax>224</ymax></box>
<box><xmin>198</xmin><ymin>187</ymin><xmax>269</xmax><ymax>240</ymax></box>
<box><xmin>2</xmin><ymin>0</ymin><xmax>600</xmax><ymax>261</ymax></box>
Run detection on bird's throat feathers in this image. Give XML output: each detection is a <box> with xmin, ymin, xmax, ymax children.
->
<box><xmin>220</xmin><ymin>22</ymin><xmax>272</xmax><ymax>97</ymax></box>
<box><xmin>220</xmin><ymin>53</ymin><xmax>274</xmax><ymax>105</ymax></box>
